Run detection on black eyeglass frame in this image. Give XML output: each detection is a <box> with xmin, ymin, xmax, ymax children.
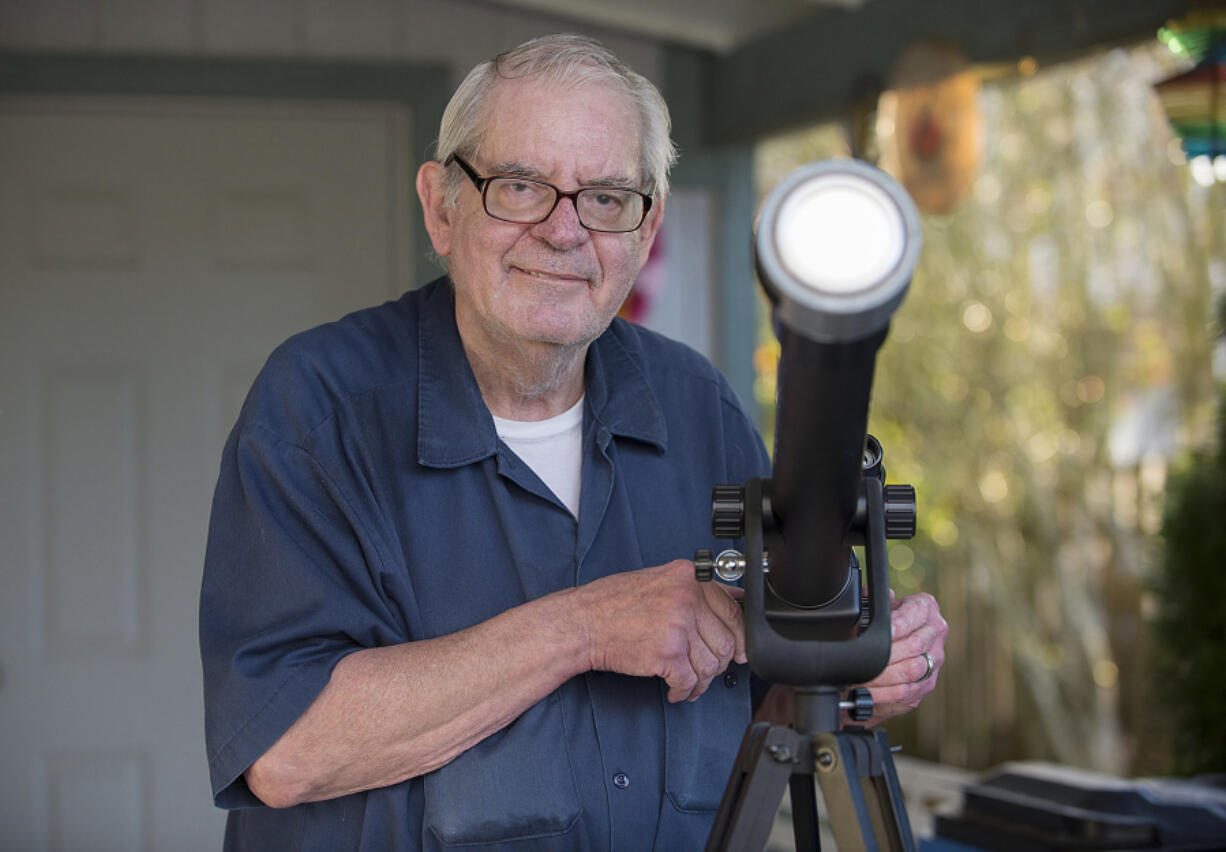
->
<box><xmin>445</xmin><ymin>154</ymin><xmax>654</xmax><ymax>233</ymax></box>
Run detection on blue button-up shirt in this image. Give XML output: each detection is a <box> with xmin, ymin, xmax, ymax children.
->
<box><xmin>201</xmin><ymin>279</ymin><xmax>770</xmax><ymax>850</ymax></box>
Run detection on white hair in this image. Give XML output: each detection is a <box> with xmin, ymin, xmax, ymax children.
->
<box><xmin>435</xmin><ymin>33</ymin><xmax>677</xmax><ymax>210</ymax></box>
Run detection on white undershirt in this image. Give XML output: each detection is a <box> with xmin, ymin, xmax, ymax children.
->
<box><xmin>492</xmin><ymin>396</ymin><xmax>585</xmax><ymax>518</ymax></box>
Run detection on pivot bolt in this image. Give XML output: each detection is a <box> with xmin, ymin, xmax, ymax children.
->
<box><xmin>767</xmin><ymin>745</ymin><xmax>797</xmax><ymax>764</ymax></box>
<box><xmin>713</xmin><ymin>549</ymin><xmax>745</xmax><ymax>582</ymax></box>
<box><xmin>815</xmin><ymin>748</ymin><xmax>837</xmax><ymax>772</ymax></box>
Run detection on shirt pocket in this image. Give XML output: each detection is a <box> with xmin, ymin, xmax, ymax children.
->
<box><xmin>662</xmin><ymin>662</ymin><xmax>750</xmax><ymax>813</ymax></box>
<box><xmin>423</xmin><ymin>691</ymin><xmax>582</xmax><ymax>846</ymax></box>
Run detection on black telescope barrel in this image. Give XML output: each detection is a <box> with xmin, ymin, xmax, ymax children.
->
<box><xmin>767</xmin><ymin>323</ymin><xmax>888</xmax><ymax>608</ymax></box>
<box><xmin>752</xmin><ymin>159</ymin><xmax>920</xmax><ymax>610</ymax></box>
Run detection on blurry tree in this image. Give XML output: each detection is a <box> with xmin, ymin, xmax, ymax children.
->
<box><xmin>1153</xmin><ymin>293</ymin><xmax>1226</xmax><ymax>776</ymax></box>
<box><xmin>754</xmin><ymin>42</ymin><xmax>1224</xmax><ymax>775</ymax></box>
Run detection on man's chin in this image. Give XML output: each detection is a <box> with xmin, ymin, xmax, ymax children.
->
<box><xmin>515</xmin><ymin>310</ymin><xmax>613</xmax><ymax>350</ymax></box>
<box><xmin>522</xmin><ymin>327</ymin><xmax>604</xmax><ymax>351</ymax></box>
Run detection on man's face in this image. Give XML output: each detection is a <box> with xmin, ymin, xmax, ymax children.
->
<box><xmin>426</xmin><ymin>77</ymin><xmax>662</xmax><ymax>356</ymax></box>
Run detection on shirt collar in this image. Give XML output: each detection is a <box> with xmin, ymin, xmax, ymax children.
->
<box><xmin>582</xmin><ymin>321</ymin><xmax>668</xmax><ymax>452</ymax></box>
<box><xmin>416</xmin><ymin>278</ymin><xmax>668</xmax><ymax>469</ymax></box>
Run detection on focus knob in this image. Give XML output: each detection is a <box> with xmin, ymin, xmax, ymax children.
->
<box><xmin>883</xmin><ymin>484</ymin><xmax>917</xmax><ymax>540</ymax></box>
<box><xmin>844</xmin><ymin>687</ymin><xmax>874</xmax><ymax>722</ymax></box>
<box><xmin>694</xmin><ymin>548</ymin><xmax>715</xmax><ymax>582</ymax></box>
<box><xmin>711</xmin><ymin>484</ymin><xmax>746</xmax><ymax>539</ymax></box>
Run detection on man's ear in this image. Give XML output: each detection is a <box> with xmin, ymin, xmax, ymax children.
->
<box><xmin>416</xmin><ymin>160</ymin><xmax>452</xmax><ymax>258</ymax></box>
<box><xmin>635</xmin><ymin>194</ymin><xmax>666</xmax><ymax>271</ymax></box>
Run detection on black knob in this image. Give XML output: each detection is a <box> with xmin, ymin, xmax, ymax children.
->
<box><xmin>883</xmin><ymin>484</ymin><xmax>916</xmax><ymax>539</ymax></box>
<box><xmin>694</xmin><ymin>548</ymin><xmax>714</xmax><ymax>582</ymax></box>
<box><xmin>711</xmin><ymin>484</ymin><xmax>746</xmax><ymax>539</ymax></box>
<box><xmin>846</xmin><ymin>687</ymin><xmax>874</xmax><ymax>722</ymax></box>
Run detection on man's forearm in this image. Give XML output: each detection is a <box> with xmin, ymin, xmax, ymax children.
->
<box><xmin>244</xmin><ymin>558</ymin><xmax>748</xmax><ymax>808</ymax></box>
<box><xmin>244</xmin><ymin>585</ymin><xmax>592</xmax><ymax>808</ymax></box>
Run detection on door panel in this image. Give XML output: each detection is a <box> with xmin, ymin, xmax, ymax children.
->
<box><xmin>0</xmin><ymin>96</ymin><xmax>412</xmax><ymax>851</ymax></box>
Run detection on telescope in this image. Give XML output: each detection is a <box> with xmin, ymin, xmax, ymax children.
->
<box><xmin>696</xmin><ymin>159</ymin><xmax>922</xmax><ymax>851</ymax></box>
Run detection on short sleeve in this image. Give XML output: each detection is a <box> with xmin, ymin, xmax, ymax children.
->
<box><xmin>199</xmin><ymin>422</ymin><xmax>404</xmax><ymax>808</ymax></box>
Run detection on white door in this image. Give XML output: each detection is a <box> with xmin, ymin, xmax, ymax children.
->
<box><xmin>0</xmin><ymin>96</ymin><xmax>412</xmax><ymax>851</ymax></box>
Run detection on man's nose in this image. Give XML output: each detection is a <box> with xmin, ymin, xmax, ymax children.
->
<box><xmin>531</xmin><ymin>195</ymin><xmax>590</xmax><ymax>250</ymax></box>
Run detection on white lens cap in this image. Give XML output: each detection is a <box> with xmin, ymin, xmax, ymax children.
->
<box><xmin>756</xmin><ymin>159</ymin><xmax>921</xmax><ymax>343</ymax></box>
<box><xmin>774</xmin><ymin>175</ymin><xmax>906</xmax><ymax>296</ymax></box>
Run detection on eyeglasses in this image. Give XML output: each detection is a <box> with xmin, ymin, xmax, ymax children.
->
<box><xmin>446</xmin><ymin>154</ymin><xmax>653</xmax><ymax>233</ymax></box>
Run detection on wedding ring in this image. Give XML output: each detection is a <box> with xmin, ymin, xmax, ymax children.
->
<box><xmin>917</xmin><ymin>651</ymin><xmax>935</xmax><ymax>683</ymax></box>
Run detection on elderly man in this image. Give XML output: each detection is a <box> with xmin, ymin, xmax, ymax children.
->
<box><xmin>201</xmin><ymin>33</ymin><xmax>946</xmax><ymax>850</ymax></box>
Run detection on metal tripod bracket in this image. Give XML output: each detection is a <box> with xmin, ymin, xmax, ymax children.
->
<box><xmin>743</xmin><ymin>475</ymin><xmax>894</xmax><ymax>687</ymax></box>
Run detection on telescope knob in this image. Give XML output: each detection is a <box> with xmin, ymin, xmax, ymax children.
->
<box><xmin>711</xmin><ymin>484</ymin><xmax>746</xmax><ymax>539</ymax></box>
<box><xmin>883</xmin><ymin>484</ymin><xmax>917</xmax><ymax>539</ymax></box>
<box><xmin>842</xmin><ymin>687</ymin><xmax>874</xmax><ymax>722</ymax></box>
<box><xmin>694</xmin><ymin>549</ymin><xmax>715</xmax><ymax>582</ymax></box>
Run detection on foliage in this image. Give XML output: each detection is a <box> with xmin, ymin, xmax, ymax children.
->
<box><xmin>1152</xmin><ymin>294</ymin><xmax>1226</xmax><ymax>776</ymax></box>
<box><xmin>755</xmin><ymin>43</ymin><xmax>1225</xmax><ymax>774</ymax></box>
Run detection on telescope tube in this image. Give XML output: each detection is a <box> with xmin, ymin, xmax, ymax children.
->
<box><xmin>754</xmin><ymin>160</ymin><xmax>921</xmax><ymax>609</ymax></box>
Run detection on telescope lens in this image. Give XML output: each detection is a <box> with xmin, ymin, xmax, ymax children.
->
<box><xmin>774</xmin><ymin>174</ymin><xmax>906</xmax><ymax>297</ymax></box>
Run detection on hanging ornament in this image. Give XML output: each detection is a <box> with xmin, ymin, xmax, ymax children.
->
<box><xmin>877</xmin><ymin>40</ymin><xmax>983</xmax><ymax>215</ymax></box>
<box><xmin>1154</xmin><ymin>6</ymin><xmax>1226</xmax><ymax>185</ymax></box>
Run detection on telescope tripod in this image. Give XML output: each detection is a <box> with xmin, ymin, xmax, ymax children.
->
<box><xmin>705</xmin><ymin>686</ymin><xmax>914</xmax><ymax>852</ymax></box>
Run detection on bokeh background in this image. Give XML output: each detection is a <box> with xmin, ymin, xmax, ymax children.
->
<box><xmin>2</xmin><ymin>1</ymin><xmax>1223</xmax><ymax>848</ymax></box>
<box><xmin>756</xmin><ymin>35</ymin><xmax>1226</xmax><ymax>779</ymax></box>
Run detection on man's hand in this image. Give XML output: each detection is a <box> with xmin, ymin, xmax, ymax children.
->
<box><xmin>852</xmin><ymin>591</ymin><xmax>946</xmax><ymax>726</ymax></box>
<box><xmin>753</xmin><ymin>590</ymin><xmax>947</xmax><ymax>728</ymax></box>
<box><xmin>576</xmin><ymin>560</ymin><xmax>747</xmax><ymax>703</ymax></box>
